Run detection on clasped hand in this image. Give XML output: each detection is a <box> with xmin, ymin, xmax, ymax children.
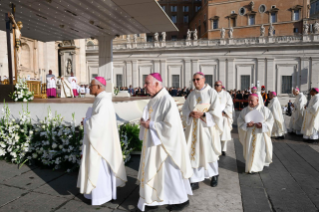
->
<box><xmin>189</xmin><ymin>111</ymin><xmax>204</xmax><ymax>119</ymax></box>
<box><xmin>247</xmin><ymin>121</ymin><xmax>262</xmax><ymax>128</ymax></box>
<box><xmin>140</xmin><ymin>118</ymin><xmax>150</xmax><ymax>129</ymax></box>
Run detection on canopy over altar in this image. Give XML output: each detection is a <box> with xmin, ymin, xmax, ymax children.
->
<box><xmin>0</xmin><ymin>0</ymin><xmax>178</xmax><ymax>92</ymax></box>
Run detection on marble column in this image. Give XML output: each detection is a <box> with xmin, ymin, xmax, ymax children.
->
<box><xmin>227</xmin><ymin>58</ymin><xmax>234</xmax><ymax>90</ymax></box>
<box><xmin>98</xmin><ymin>36</ymin><xmax>113</xmax><ymax>92</ymax></box>
<box><xmin>184</xmin><ymin>59</ymin><xmax>192</xmax><ymax>88</ymax></box>
<box><xmin>300</xmin><ymin>57</ymin><xmax>310</xmax><ymax>92</ymax></box>
<box><xmin>132</xmin><ymin>60</ymin><xmax>139</xmax><ymax>88</ymax></box>
<box><xmin>125</xmin><ymin>61</ymin><xmax>133</xmax><ymax>87</ymax></box>
<box><xmin>160</xmin><ymin>60</ymin><xmax>167</xmax><ymax>86</ymax></box>
<box><xmin>257</xmin><ymin>58</ymin><xmax>266</xmax><ymax>88</ymax></box>
<box><xmin>311</xmin><ymin>57</ymin><xmax>319</xmax><ymax>89</ymax></box>
<box><xmin>266</xmin><ymin>58</ymin><xmax>275</xmax><ymax>91</ymax></box>
<box><xmin>218</xmin><ymin>59</ymin><xmax>226</xmax><ymax>88</ymax></box>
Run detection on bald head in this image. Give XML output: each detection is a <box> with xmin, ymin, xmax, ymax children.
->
<box><xmin>248</xmin><ymin>95</ymin><xmax>259</xmax><ymax>108</ymax></box>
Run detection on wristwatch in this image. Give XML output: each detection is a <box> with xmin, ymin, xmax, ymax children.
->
<box><xmin>202</xmin><ymin>113</ymin><xmax>206</xmax><ymax>117</ymax></box>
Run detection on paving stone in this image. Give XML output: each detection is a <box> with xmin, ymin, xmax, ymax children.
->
<box><xmin>0</xmin><ymin>191</ymin><xmax>67</xmax><ymax>212</ymax></box>
<box><xmin>54</xmin><ymin>200</ymin><xmax>114</xmax><ymax>212</ymax></box>
<box><xmin>33</xmin><ymin>172</ymin><xmax>79</xmax><ymax>199</ymax></box>
<box><xmin>0</xmin><ymin>184</ymin><xmax>28</xmax><ymax>207</ymax></box>
<box><xmin>0</xmin><ymin>161</ymin><xmax>36</xmax><ymax>182</ymax></box>
<box><xmin>4</xmin><ymin>168</ymin><xmax>65</xmax><ymax>190</ymax></box>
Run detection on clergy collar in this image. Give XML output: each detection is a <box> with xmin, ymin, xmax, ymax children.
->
<box><xmin>195</xmin><ymin>84</ymin><xmax>209</xmax><ymax>92</ymax></box>
<box><xmin>151</xmin><ymin>88</ymin><xmax>164</xmax><ymax>98</ymax></box>
<box><xmin>95</xmin><ymin>91</ymin><xmax>107</xmax><ymax>99</ymax></box>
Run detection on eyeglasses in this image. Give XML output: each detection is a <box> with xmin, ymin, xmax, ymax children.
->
<box><xmin>89</xmin><ymin>84</ymin><xmax>98</xmax><ymax>87</ymax></box>
<box><xmin>214</xmin><ymin>84</ymin><xmax>222</xmax><ymax>87</ymax></box>
<box><xmin>192</xmin><ymin>78</ymin><xmax>201</xmax><ymax>82</ymax></box>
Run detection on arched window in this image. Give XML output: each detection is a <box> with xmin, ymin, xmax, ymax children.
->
<box><xmin>87</xmin><ymin>41</ymin><xmax>95</xmax><ymax>49</ymax></box>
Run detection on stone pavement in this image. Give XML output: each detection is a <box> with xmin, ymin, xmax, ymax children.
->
<box><xmin>1</xmin><ymin>118</ymin><xmax>319</xmax><ymax>212</ymax></box>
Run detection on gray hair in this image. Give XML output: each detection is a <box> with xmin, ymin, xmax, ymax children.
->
<box><xmin>93</xmin><ymin>79</ymin><xmax>106</xmax><ymax>90</ymax></box>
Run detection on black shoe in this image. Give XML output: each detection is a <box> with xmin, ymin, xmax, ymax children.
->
<box><xmin>279</xmin><ymin>136</ymin><xmax>285</xmax><ymax>139</ymax></box>
<box><xmin>210</xmin><ymin>175</ymin><xmax>219</xmax><ymax>187</ymax></box>
<box><xmin>190</xmin><ymin>182</ymin><xmax>199</xmax><ymax>190</ymax></box>
<box><xmin>168</xmin><ymin>200</ymin><xmax>190</xmax><ymax>211</ymax></box>
<box><xmin>145</xmin><ymin>206</ymin><xmax>158</xmax><ymax>210</ymax></box>
<box><xmin>222</xmin><ymin>151</ymin><xmax>226</xmax><ymax>156</ymax></box>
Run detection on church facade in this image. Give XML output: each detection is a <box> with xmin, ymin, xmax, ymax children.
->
<box><xmin>85</xmin><ymin>35</ymin><xmax>319</xmax><ymax>96</ymax></box>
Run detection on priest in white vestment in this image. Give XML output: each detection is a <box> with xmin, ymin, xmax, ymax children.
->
<box><xmin>182</xmin><ymin>72</ymin><xmax>223</xmax><ymax>190</ymax></box>
<box><xmin>288</xmin><ymin>88</ymin><xmax>307</xmax><ymax>135</ymax></box>
<box><xmin>77</xmin><ymin>76</ymin><xmax>127</xmax><ymax>205</ymax></box>
<box><xmin>237</xmin><ymin>94</ymin><xmax>274</xmax><ymax>173</ymax></box>
<box><xmin>214</xmin><ymin>81</ymin><xmax>234</xmax><ymax>156</ymax></box>
<box><xmin>268</xmin><ymin>91</ymin><xmax>286</xmax><ymax>139</ymax></box>
<box><xmin>68</xmin><ymin>72</ymin><xmax>78</xmax><ymax>97</ymax></box>
<box><xmin>301</xmin><ymin>88</ymin><xmax>319</xmax><ymax>141</ymax></box>
<box><xmin>60</xmin><ymin>77</ymin><xmax>74</xmax><ymax>98</ymax></box>
<box><xmin>138</xmin><ymin>73</ymin><xmax>193</xmax><ymax>212</ymax></box>
<box><xmin>251</xmin><ymin>86</ymin><xmax>264</xmax><ymax>106</ymax></box>
<box><xmin>46</xmin><ymin>70</ymin><xmax>57</xmax><ymax>98</ymax></box>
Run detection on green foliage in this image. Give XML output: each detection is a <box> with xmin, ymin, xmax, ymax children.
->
<box><xmin>119</xmin><ymin>123</ymin><xmax>142</xmax><ymax>151</ymax></box>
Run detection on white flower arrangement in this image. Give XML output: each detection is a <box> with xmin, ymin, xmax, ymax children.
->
<box><xmin>0</xmin><ymin>104</ymin><xmax>134</xmax><ymax>172</ymax></box>
<box><xmin>10</xmin><ymin>77</ymin><xmax>34</xmax><ymax>102</ymax></box>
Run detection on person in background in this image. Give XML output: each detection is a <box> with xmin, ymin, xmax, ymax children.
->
<box><xmin>287</xmin><ymin>100</ymin><xmax>292</xmax><ymax>116</ymax></box>
<box><xmin>68</xmin><ymin>72</ymin><xmax>78</xmax><ymax>98</ymax></box>
<box><xmin>128</xmin><ymin>85</ymin><xmax>134</xmax><ymax>96</ymax></box>
<box><xmin>46</xmin><ymin>70</ymin><xmax>57</xmax><ymax>98</ymax></box>
<box><xmin>80</xmin><ymin>85</ymin><xmax>86</xmax><ymax>98</ymax></box>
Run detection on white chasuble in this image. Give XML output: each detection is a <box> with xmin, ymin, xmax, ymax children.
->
<box><xmin>46</xmin><ymin>74</ymin><xmax>56</xmax><ymax>89</ymax></box>
<box><xmin>237</xmin><ymin>105</ymin><xmax>274</xmax><ymax>173</ymax></box>
<box><xmin>77</xmin><ymin>91</ymin><xmax>127</xmax><ymax>202</ymax></box>
<box><xmin>217</xmin><ymin>90</ymin><xmax>234</xmax><ymax>142</ymax></box>
<box><xmin>302</xmin><ymin>94</ymin><xmax>319</xmax><ymax>139</ymax></box>
<box><xmin>68</xmin><ymin>76</ymin><xmax>78</xmax><ymax>89</ymax></box>
<box><xmin>182</xmin><ymin>85</ymin><xmax>223</xmax><ymax>182</ymax></box>
<box><xmin>137</xmin><ymin>88</ymin><xmax>193</xmax><ymax>211</ymax></box>
<box><xmin>288</xmin><ymin>93</ymin><xmax>307</xmax><ymax>134</ymax></box>
<box><xmin>60</xmin><ymin>78</ymin><xmax>74</xmax><ymax>98</ymax></box>
<box><xmin>268</xmin><ymin>97</ymin><xmax>286</xmax><ymax>137</ymax></box>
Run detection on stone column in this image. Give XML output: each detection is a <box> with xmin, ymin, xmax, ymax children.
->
<box><xmin>257</xmin><ymin>58</ymin><xmax>266</xmax><ymax>88</ymax></box>
<box><xmin>218</xmin><ymin>59</ymin><xmax>226</xmax><ymax>88</ymax></box>
<box><xmin>153</xmin><ymin>60</ymin><xmax>160</xmax><ymax>73</ymax></box>
<box><xmin>125</xmin><ymin>61</ymin><xmax>133</xmax><ymax>87</ymax></box>
<box><xmin>191</xmin><ymin>59</ymin><xmax>199</xmax><ymax>76</ymax></box>
<box><xmin>132</xmin><ymin>60</ymin><xmax>139</xmax><ymax>88</ymax></box>
<box><xmin>227</xmin><ymin>58</ymin><xmax>234</xmax><ymax>90</ymax></box>
<box><xmin>184</xmin><ymin>59</ymin><xmax>192</xmax><ymax>88</ymax></box>
<box><xmin>300</xmin><ymin>57</ymin><xmax>310</xmax><ymax>92</ymax></box>
<box><xmin>311</xmin><ymin>57</ymin><xmax>319</xmax><ymax>89</ymax></box>
<box><xmin>97</xmin><ymin>36</ymin><xmax>113</xmax><ymax>92</ymax></box>
<box><xmin>266</xmin><ymin>58</ymin><xmax>275</xmax><ymax>91</ymax></box>
<box><xmin>160</xmin><ymin>60</ymin><xmax>167</xmax><ymax>86</ymax></box>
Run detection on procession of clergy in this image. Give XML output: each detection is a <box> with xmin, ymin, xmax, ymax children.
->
<box><xmin>46</xmin><ymin>70</ymin><xmax>89</xmax><ymax>98</ymax></box>
<box><xmin>76</xmin><ymin>72</ymin><xmax>319</xmax><ymax>211</ymax></box>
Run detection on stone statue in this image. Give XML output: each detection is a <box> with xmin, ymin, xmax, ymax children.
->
<box><xmin>304</xmin><ymin>22</ymin><xmax>309</xmax><ymax>35</ymax></box>
<box><xmin>221</xmin><ymin>28</ymin><xmax>225</xmax><ymax>39</ymax></box>
<box><xmin>250</xmin><ymin>1</ymin><xmax>255</xmax><ymax>10</ymax></box>
<box><xmin>186</xmin><ymin>29</ymin><xmax>191</xmax><ymax>41</ymax></box>
<box><xmin>229</xmin><ymin>27</ymin><xmax>233</xmax><ymax>38</ymax></box>
<box><xmin>314</xmin><ymin>21</ymin><xmax>319</xmax><ymax>34</ymax></box>
<box><xmin>66</xmin><ymin>60</ymin><xmax>72</xmax><ymax>75</ymax></box>
<box><xmin>154</xmin><ymin>32</ymin><xmax>159</xmax><ymax>42</ymax></box>
<box><xmin>268</xmin><ymin>23</ymin><xmax>275</xmax><ymax>36</ymax></box>
<box><xmin>193</xmin><ymin>29</ymin><xmax>198</xmax><ymax>41</ymax></box>
<box><xmin>133</xmin><ymin>34</ymin><xmax>137</xmax><ymax>43</ymax></box>
<box><xmin>162</xmin><ymin>32</ymin><xmax>166</xmax><ymax>42</ymax></box>
<box><xmin>126</xmin><ymin>35</ymin><xmax>130</xmax><ymax>43</ymax></box>
<box><xmin>15</xmin><ymin>21</ymin><xmax>23</xmax><ymax>70</ymax></box>
<box><xmin>260</xmin><ymin>24</ymin><xmax>265</xmax><ymax>37</ymax></box>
